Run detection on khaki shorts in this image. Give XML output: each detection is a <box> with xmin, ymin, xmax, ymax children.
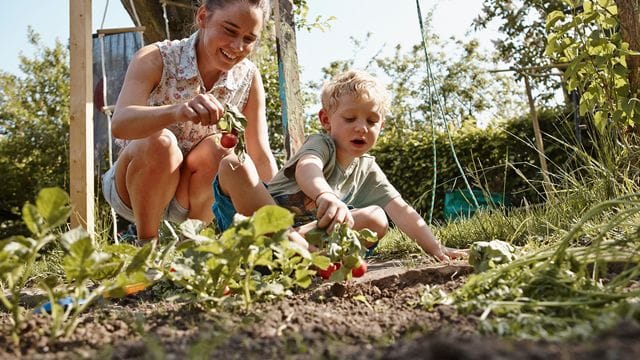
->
<box><xmin>101</xmin><ymin>160</ymin><xmax>189</xmax><ymax>224</ymax></box>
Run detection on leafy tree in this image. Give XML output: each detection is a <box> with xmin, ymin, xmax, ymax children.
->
<box><xmin>473</xmin><ymin>0</ymin><xmax>568</xmax><ymax>106</ymax></box>
<box><xmin>319</xmin><ymin>17</ymin><xmax>527</xmax><ymax>133</ymax></box>
<box><xmin>0</xmin><ymin>29</ymin><xmax>69</xmax><ymax>234</ymax></box>
<box><xmin>546</xmin><ymin>0</ymin><xmax>640</xmax><ymax>142</ymax></box>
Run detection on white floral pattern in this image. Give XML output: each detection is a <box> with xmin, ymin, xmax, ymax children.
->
<box><xmin>118</xmin><ymin>32</ymin><xmax>256</xmax><ymax>155</ymax></box>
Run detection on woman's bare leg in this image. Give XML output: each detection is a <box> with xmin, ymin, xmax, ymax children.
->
<box><xmin>175</xmin><ymin>134</ymin><xmax>230</xmax><ymax>223</ymax></box>
<box><xmin>217</xmin><ymin>153</ymin><xmax>274</xmax><ymax>215</ymax></box>
<box><xmin>115</xmin><ymin>130</ymin><xmax>183</xmax><ymax>240</ymax></box>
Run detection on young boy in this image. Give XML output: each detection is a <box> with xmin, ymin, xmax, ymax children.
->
<box><xmin>213</xmin><ymin>70</ymin><xmax>465</xmax><ymax>261</ymax></box>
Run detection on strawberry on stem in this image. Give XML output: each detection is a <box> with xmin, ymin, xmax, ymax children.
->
<box><xmin>351</xmin><ymin>259</ymin><xmax>367</xmax><ymax>278</ymax></box>
<box><xmin>317</xmin><ymin>262</ymin><xmax>341</xmax><ymax>280</ymax></box>
<box><xmin>218</xmin><ymin>104</ymin><xmax>247</xmax><ymax>162</ymax></box>
<box><xmin>220</xmin><ymin>132</ymin><xmax>238</xmax><ymax>148</ymax></box>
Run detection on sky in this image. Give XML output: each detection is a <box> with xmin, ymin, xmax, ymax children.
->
<box><xmin>1</xmin><ymin>0</ymin><xmax>500</xmax><ymax>106</ymax></box>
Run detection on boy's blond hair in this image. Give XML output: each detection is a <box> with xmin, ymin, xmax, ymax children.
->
<box><xmin>320</xmin><ymin>70</ymin><xmax>390</xmax><ymax>116</ymax></box>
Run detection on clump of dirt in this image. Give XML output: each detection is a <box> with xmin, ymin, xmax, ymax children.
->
<box><xmin>1</xmin><ymin>259</ymin><xmax>640</xmax><ymax>359</ymax></box>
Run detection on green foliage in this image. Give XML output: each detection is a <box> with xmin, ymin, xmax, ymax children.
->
<box><xmin>167</xmin><ymin>206</ymin><xmax>323</xmax><ymax>309</ymax></box>
<box><xmin>0</xmin><ymin>29</ymin><xmax>69</xmax><ymax>236</ymax></box>
<box><xmin>1</xmin><ymin>189</ymin><xmax>329</xmax><ymax>348</ymax></box>
<box><xmin>0</xmin><ymin>188</ymin><xmax>71</xmax><ymax>346</ymax></box>
<box><xmin>422</xmin><ymin>192</ymin><xmax>640</xmax><ymax>340</ymax></box>
<box><xmin>468</xmin><ymin>240</ymin><xmax>517</xmax><ymax>272</ymax></box>
<box><xmin>371</xmin><ymin>109</ymin><xmax>578</xmax><ymax>220</ymax></box>
<box><xmin>546</xmin><ymin>0</ymin><xmax>639</xmax><ymax>130</ymax></box>
<box><xmin>253</xmin><ymin>31</ymin><xmax>286</xmax><ymax>165</ymax></box>
<box><xmin>291</xmin><ymin>0</ymin><xmax>335</xmax><ymax>33</ymax></box>
<box><xmin>474</xmin><ymin>0</ymin><xmax>567</xmax><ymax>105</ymax></box>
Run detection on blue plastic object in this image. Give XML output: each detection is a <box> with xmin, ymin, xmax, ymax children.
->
<box><xmin>444</xmin><ymin>189</ymin><xmax>507</xmax><ymax>221</ymax></box>
<box><xmin>34</xmin><ymin>296</ymin><xmax>86</xmax><ymax>314</ymax></box>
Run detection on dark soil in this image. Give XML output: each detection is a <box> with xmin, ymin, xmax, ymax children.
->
<box><xmin>2</xmin><ymin>259</ymin><xmax>640</xmax><ymax>359</ymax></box>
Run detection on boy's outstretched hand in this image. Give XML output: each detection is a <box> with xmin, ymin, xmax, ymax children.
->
<box><xmin>432</xmin><ymin>246</ymin><xmax>469</xmax><ymax>262</ymax></box>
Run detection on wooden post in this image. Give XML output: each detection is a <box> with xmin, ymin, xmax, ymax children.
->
<box><xmin>272</xmin><ymin>0</ymin><xmax>305</xmax><ymax>159</ymax></box>
<box><xmin>69</xmin><ymin>0</ymin><xmax>95</xmax><ymax>235</ymax></box>
<box><xmin>615</xmin><ymin>0</ymin><xmax>640</xmax><ymax>97</ymax></box>
<box><xmin>523</xmin><ymin>74</ymin><xmax>552</xmax><ymax>195</ymax></box>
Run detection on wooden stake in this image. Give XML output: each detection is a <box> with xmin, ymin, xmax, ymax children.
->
<box><xmin>272</xmin><ymin>0</ymin><xmax>305</xmax><ymax>159</ymax></box>
<box><xmin>69</xmin><ymin>0</ymin><xmax>95</xmax><ymax>235</ymax></box>
<box><xmin>523</xmin><ymin>74</ymin><xmax>552</xmax><ymax>197</ymax></box>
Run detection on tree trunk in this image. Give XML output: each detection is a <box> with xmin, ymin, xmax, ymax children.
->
<box><xmin>119</xmin><ymin>0</ymin><xmax>198</xmax><ymax>43</ymax></box>
<box><xmin>615</xmin><ymin>0</ymin><xmax>640</xmax><ymax>97</ymax></box>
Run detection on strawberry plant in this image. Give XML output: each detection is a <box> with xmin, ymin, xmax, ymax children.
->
<box><xmin>54</xmin><ymin>229</ymin><xmax>163</xmax><ymax>339</ymax></box>
<box><xmin>305</xmin><ymin>224</ymin><xmax>378</xmax><ymax>282</ymax></box>
<box><xmin>217</xmin><ymin>104</ymin><xmax>247</xmax><ymax>163</ymax></box>
<box><xmin>167</xmin><ymin>206</ymin><xmax>329</xmax><ymax>309</ymax></box>
<box><xmin>0</xmin><ymin>188</ymin><xmax>71</xmax><ymax>347</ymax></box>
<box><xmin>0</xmin><ymin>187</ymin><xmax>174</xmax><ymax>345</ymax></box>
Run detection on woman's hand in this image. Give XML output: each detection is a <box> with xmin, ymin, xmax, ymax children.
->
<box><xmin>179</xmin><ymin>93</ymin><xmax>225</xmax><ymax>126</ymax></box>
<box><xmin>315</xmin><ymin>192</ymin><xmax>354</xmax><ymax>233</ymax></box>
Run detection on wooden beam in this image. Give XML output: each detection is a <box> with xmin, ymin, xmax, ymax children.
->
<box><xmin>96</xmin><ymin>26</ymin><xmax>145</xmax><ymax>35</ymax></box>
<box><xmin>272</xmin><ymin>0</ymin><xmax>305</xmax><ymax>159</ymax></box>
<box><xmin>69</xmin><ymin>0</ymin><xmax>95</xmax><ymax>235</ymax></box>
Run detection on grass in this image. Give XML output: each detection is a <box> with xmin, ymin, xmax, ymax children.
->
<box><xmin>415</xmin><ymin>130</ymin><xmax>640</xmax><ymax>340</ymax></box>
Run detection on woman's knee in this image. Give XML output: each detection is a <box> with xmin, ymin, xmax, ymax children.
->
<box><xmin>218</xmin><ymin>154</ymin><xmax>247</xmax><ymax>180</ymax></box>
<box><xmin>218</xmin><ymin>154</ymin><xmax>258</xmax><ymax>192</ymax></box>
<box><xmin>184</xmin><ymin>134</ymin><xmax>229</xmax><ymax>173</ymax></box>
<box><xmin>128</xmin><ymin>131</ymin><xmax>182</xmax><ymax>168</ymax></box>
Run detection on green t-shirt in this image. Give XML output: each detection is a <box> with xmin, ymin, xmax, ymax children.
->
<box><xmin>268</xmin><ymin>133</ymin><xmax>401</xmax><ymax>225</ymax></box>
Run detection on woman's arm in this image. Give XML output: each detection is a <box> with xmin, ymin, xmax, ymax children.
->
<box><xmin>243</xmin><ymin>69</ymin><xmax>278</xmax><ymax>181</ymax></box>
<box><xmin>112</xmin><ymin>45</ymin><xmax>224</xmax><ymax>140</ymax></box>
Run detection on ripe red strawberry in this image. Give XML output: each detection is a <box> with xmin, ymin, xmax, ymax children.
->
<box><xmin>351</xmin><ymin>260</ymin><xmax>367</xmax><ymax>278</ymax></box>
<box><xmin>220</xmin><ymin>133</ymin><xmax>238</xmax><ymax>148</ymax></box>
<box><xmin>317</xmin><ymin>262</ymin><xmax>341</xmax><ymax>280</ymax></box>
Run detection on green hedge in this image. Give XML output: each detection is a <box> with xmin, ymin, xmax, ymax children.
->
<box><xmin>371</xmin><ymin>110</ymin><xmax>581</xmax><ymax>220</ymax></box>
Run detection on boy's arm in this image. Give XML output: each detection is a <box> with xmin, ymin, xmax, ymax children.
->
<box><xmin>384</xmin><ymin>197</ymin><xmax>465</xmax><ymax>261</ymax></box>
<box><xmin>295</xmin><ymin>154</ymin><xmax>354</xmax><ymax>230</ymax></box>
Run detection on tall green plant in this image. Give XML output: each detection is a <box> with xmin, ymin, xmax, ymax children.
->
<box><xmin>546</xmin><ymin>0</ymin><xmax>638</xmax><ymax>130</ymax></box>
<box><xmin>0</xmin><ymin>188</ymin><xmax>71</xmax><ymax>347</ymax></box>
<box><xmin>0</xmin><ymin>29</ymin><xmax>69</xmax><ymax>234</ymax></box>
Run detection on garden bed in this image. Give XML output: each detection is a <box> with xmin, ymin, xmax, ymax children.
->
<box><xmin>2</xmin><ymin>258</ymin><xmax>640</xmax><ymax>359</ymax></box>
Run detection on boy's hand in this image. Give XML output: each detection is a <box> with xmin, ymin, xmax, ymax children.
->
<box><xmin>433</xmin><ymin>246</ymin><xmax>469</xmax><ymax>262</ymax></box>
<box><xmin>315</xmin><ymin>192</ymin><xmax>354</xmax><ymax>232</ymax></box>
<box><xmin>288</xmin><ymin>230</ymin><xmax>318</xmax><ymax>252</ymax></box>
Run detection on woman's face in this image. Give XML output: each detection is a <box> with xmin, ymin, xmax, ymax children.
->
<box><xmin>196</xmin><ymin>2</ymin><xmax>264</xmax><ymax>72</ymax></box>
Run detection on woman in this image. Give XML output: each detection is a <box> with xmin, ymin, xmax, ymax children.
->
<box><xmin>102</xmin><ymin>0</ymin><xmax>277</xmax><ymax>242</ymax></box>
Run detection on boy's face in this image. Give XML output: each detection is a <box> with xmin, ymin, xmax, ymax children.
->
<box><xmin>319</xmin><ymin>94</ymin><xmax>384</xmax><ymax>166</ymax></box>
